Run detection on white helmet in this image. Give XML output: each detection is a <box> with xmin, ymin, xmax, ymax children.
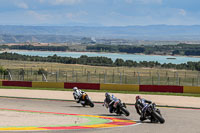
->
<box><xmin>73</xmin><ymin>87</ymin><xmax>78</xmax><ymax>91</ymax></box>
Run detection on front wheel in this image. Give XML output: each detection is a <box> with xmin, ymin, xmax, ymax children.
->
<box><xmin>121</xmin><ymin>107</ymin><xmax>130</xmax><ymax>116</ymax></box>
<box><xmin>152</xmin><ymin>111</ymin><xmax>165</xmax><ymax>124</ymax></box>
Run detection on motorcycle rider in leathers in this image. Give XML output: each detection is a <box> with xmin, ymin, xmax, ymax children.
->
<box><xmin>103</xmin><ymin>93</ymin><xmax>118</xmax><ymax>113</ymax></box>
<box><xmin>73</xmin><ymin>87</ymin><xmax>85</xmax><ymax>104</ymax></box>
<box><xmin>135</xmin><ymin>95</ymin><xmax>152</xmax><ymax>121</ymax></box>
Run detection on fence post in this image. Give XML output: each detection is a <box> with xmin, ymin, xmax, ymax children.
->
<box><xmin>31</xmin><ymin>67</ymin><xmax>32</xmax><ymax>76</ymax></box>
<box><xmin>104</xmin><ymin>71</ymin><xmax>107</xmax><ymax>83</ymax></box>
<box><xmin>56</xmin><ymin>72</ymin><xmax>58</xmax><ymax>82</ymax></box>
<box><xmin>152</xmin><ymin>76</ymin><xmax>154</xmax><ymax>85</ymax></box>
<box><xmin>157</xmin><ymin>72</ymin><xmax>160</xmax><ymax>85</ymax></box>
<box><xmin>167</xmin><ymin>77</ymin><xmax>169</xmax><ymax>85</ymax></box>
<box><xmin>197</xmin><ymin>72</ymin><xmax>199</xmax><ymax>86</ymax></box>
<box><xmin>176</xmin><ymin>72</ymin><xmax>179</xmax><ymax>85</ymax></box>
<box><xmin>137</xmin><ymin>72</ymin><xmax>140</xmax><ymax>85</ymax></box>
<box><xmin>120</xmin><ymin>72</ymin><xmax>122</xmax><ymax>84</ymax></box>
<box><xmin>125</xmin><ymin>75</ymin><xmax>127</xmax><ymax>84</ymax></box>
<box><xmin>87</xmin><ymin>71</ymin><xmax>90</xmax><ymax>83</ymax></box>
<box><xmin>112</xmin><ymin>70</ymin><xmax>115</xmax><ymax>83</ymax></box>
<box><xmin>99</xmin><ymin>73</ymin><xmax>101</xmax><ymax>83</ymax></box>
<box><xmin>76</xmin><ymin>72</ymin><xmax>78</xmax><ymax>83</ymax></box>
<box><xmin>72</xmin><ymin>70</ymin><xmax>74</xmax><ymax>82</ymax></box>
<box><xmin>27</xmin><ymin>69</ymin><xmax>28</xmax><ymax>80</ymax></box>
<box><xmin>36</xmin><ymin>73</ymin><xmax>38</xmax><ymax>81</ymax></box>
<box><xmin>192</xmin><ymin>78</ymin><xmax>194</xmax><ymax>86</ymax></box>
<box><xmin>66</xmin><ymin>72</ymin><xmax>68</xmax><ymax>82</ymax></box>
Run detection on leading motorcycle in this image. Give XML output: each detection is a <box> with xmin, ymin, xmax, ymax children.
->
<box><xmin>77</xmin><ymin>92</ymin><xmax>94</xmax><ymax>107</ymax></box>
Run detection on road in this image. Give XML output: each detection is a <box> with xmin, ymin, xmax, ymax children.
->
<box><xmin>0</xmin><ymin>97</ymin><xmax>199</xmax><ymax>133</ymax></box>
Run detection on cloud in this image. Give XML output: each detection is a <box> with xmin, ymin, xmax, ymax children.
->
<box><xmin>27</xmin><ymin>10</ymin><xmax>52</xmax><ymax>21</ymax></box>
<box><xmin>66</xmin><ymin>11</ymin><xmax>88</xmax><ymax>20</ymax></box>
<box><xmin>178</xmin><ymin>9</ymin><xmax>186</xmax><ymax>16</ymax></box>
<box><xmin>135</xmin><ymin>0</ymin><xmax>163</xmax><ymax>4</ymax></box>
<box><xmin>39</xmin><ymin>0</ymin><xmax>82</xmax><ymax>5</ymax></box>
<box><xmin>124</xmin><ymin>0</ymin><xmax>133</xmax><ymax>4</ymax></box>
<box><xmin>16</xmin><ymin>2</ymin><xmax>29</xmax><ymax>9</ymax></box>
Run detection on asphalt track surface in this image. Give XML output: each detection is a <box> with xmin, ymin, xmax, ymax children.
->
<box><xmin>0</xmin><ymin>97</ymin><xmax>199</xmax><ymax>133</ymax></box>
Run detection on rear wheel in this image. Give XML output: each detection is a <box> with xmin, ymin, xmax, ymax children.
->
<box><xmin>86</xmin><ymin>97</ymin><xmax>94</xmax><ymax>107</ymax></box>
<box><xmin>121</xmin><ymin>107</ymin><xmax>130</xmax><ymax>116</ymax></box>
<box><xmin>152</xmin><ymin>111</ymin><xmax>165</xmax><ymax>124</ymax></box>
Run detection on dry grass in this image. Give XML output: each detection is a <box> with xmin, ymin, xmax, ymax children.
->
<box><xmin>0</xmin><ymin>59</ymin><xmax>199</xmax><ymax>86</ymax></box>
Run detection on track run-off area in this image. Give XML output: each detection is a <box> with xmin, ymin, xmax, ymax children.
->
<box><xmin>0</xmin><ymin>89</ymin><xmax>199</xmax><ymax>133</ymax></box>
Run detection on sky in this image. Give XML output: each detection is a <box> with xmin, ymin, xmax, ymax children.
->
<box><xmin>0</xmin><ymin>0</ymin><xmax>200</xmax><ymax>26</ymax></box>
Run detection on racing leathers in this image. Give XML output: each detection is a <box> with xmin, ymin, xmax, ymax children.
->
<box><xmin>104</xmin><ymin>95</ymin><xmax>118</xmax><ymax>113</ymax></box>
<box><xmin>135</xmin><ymin>98</ymin><xmax>152</xmax><ymax>121</ymax></box>
<box><xmin>73</xmin><ymin>89</ymin><xmax>85</xmax><ymax>104</ymax></box>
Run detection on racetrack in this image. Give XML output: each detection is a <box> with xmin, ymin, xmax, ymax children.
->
<box><xmin>0</xmin><ymin>97</ymin><xmax>199</xmax><ymax>133</ymax></box>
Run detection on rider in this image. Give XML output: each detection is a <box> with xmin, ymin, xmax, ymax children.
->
<box><xmin>73</xmin><ymin>87</ymin><xmax>85</xmax><ymax>104</ymax></box>
<box><xmin>135</xmin><ymin>95</ymin><xmax>152</xmax><ymax>121</ymax></box>
<box><xmin>103</xmin><ymin>92</ymin><xmax>118</xmax><ymax>113</ymax></box>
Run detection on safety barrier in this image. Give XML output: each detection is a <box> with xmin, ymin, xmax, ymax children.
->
<box><xmin>140</xmin><ymin>85</ymin><xmax>183</xmax><ymax>93</ymax></box>
<box><xmin>0</xmin><ymin>80</ymin><xmax>200</xmax><ymax>94</ymax></box>
<box><xmin>100</xmin><ymin>84</ymin><xmax>139</xmax><ymax>91</ymax></box>
<box><xmin>183</xmin><ymin>86</ymin><xmax>200</xmax><ymax>94</ymax></box>
<box><xmin>2</xmin><ymin>81</ymin><xmax>32</xmax><ymax>87</ymax></box>
<box><xmin>32</xmin><ymin>82</ymin><xmax>64</xmax><ymax>88</ymax></box>
<box><xmin>64</xmin><ymin>83</ymin><xmax>100</xmax><ymax>90</ymax></box>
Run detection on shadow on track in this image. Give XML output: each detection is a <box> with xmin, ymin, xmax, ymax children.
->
<box><xmin>68</xmin><ymin>105</ymin><xmax>91</xmax><ymax>108</ymax></box>
<box><xmin>98</xmin><ymin>114</ymin><xmax>119</xmax><ymax>117</ymax></box>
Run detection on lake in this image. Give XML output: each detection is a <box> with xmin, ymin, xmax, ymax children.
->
<box><xmin>2</xmin><ymin>50</ymin><xmax>200</xmax><ymax>64</ymax></box>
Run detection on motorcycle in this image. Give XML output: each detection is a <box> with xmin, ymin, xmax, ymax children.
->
<box><xmin>140</xmin><ymin>103</ymin><xmax>165</xmax><ymax>124</ymax></box>
<box><xmin>104</xmin><ymin>96</ymin><xmax>130</xmax><ymax>116</ymax></box>
<box><xmin>79</xmin><ymin>92</ymin><xmax>94</xmax><ymax>107</ymax></box>
<box><xmin>113</xmin><ymin>99</ymin><xmax>130</xmax><ymax>116</ymax></box>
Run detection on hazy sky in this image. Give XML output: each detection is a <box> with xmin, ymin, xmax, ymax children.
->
<box><xmin>0</xmin><ymin>0</ymin><xmax>200</xmax><ymax>26</ymax></box>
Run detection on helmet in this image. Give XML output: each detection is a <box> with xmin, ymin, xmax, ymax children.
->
<box><xmin>73</xmin><ymin>87</ymin><xmax>78</xmax><ymax>91</ymax></box>
<box><xmin>136</xmin><ymin>95</ymin><xmax>141</xmax><ymax>101</ymax></box>
<box><xmin>105</xmin><ymin>92</ymin><xmax>110</xmax><ymax>98</ymax></box>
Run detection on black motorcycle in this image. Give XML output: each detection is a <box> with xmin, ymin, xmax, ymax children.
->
<box><xmin>112</xmin><ymin>99</ymin><xmax>130</xmax><ymax>116</ymax></box>
<box><xmin>79</xmin><ymin>93</ymin><xmax>94</xmax><ymax>107</ymax></box>
<box><xmin>142</xmin><ymin>103</ymin><xmax>165</xmax><ymax>124</ymax></box>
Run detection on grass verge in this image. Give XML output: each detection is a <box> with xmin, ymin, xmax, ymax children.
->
<box><xmin>0</xmin><ymin>86</ymin><xmax>200</xmax><ymax>97</ymax></box>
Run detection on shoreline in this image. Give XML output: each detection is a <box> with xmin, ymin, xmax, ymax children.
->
<box><xmin>1</xmin><ymin>49</ymin><xmax>200</xmax><ymax>58</ymax></box>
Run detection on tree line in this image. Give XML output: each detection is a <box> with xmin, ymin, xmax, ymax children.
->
<box><xmin>1</xmin><ymin>52</ymin><xmax>200</xmax><ymax>71</ymax></box>
<box><xmin>0</xmin><ymin>45</ymin><xmax>69</xmax><ymax>51</ymax></box>
<box><xmin>86</xmin><ymin>43</ymin><xmax>200</xmax><ymax>56</ymax></box>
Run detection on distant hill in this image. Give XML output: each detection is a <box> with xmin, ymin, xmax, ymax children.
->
<box><xmin>0</xmin><ymin>25</ymin><xmax>200</xmax><ymax>43</ymax></box>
